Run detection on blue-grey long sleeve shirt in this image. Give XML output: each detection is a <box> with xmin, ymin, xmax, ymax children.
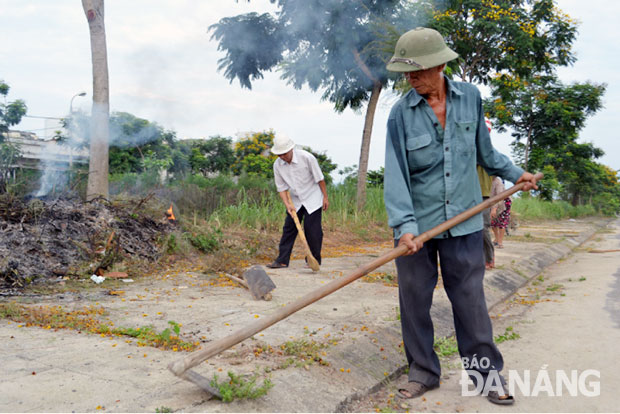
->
<box><xmin>384</xmin><ymin>77</ymin><xmax>524</xmax><ymax>240</ymax></box>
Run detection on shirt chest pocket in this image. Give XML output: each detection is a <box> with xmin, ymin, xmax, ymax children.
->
<box><xmin>406</xmin><ymin>133</ymin><xmax>435</xmax><ymax>172</ymax></box>
<box><xmin>455</xmin><ymin>120</ymin><xmax>476</xmax><ymax>154</ymax></box>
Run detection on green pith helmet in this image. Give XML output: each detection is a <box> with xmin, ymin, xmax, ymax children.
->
<box><xmin>386</xmin><ymin>27</ymin><xmax>458</xmax><ymax>72</ymax></box>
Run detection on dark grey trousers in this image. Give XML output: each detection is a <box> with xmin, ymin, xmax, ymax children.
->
<box><xmin>395</xmin><ymin>230</ymin><xmax>503</xmax><ymax>387</ymax></box>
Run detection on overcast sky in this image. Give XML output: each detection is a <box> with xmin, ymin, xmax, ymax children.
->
<box><xmin>1</xmin><ymin>1</ymin><xmax>618</xmax><ymax>181</ymax></box>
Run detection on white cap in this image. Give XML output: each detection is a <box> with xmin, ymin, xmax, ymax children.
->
<box><xmin>270</xmin><ymin>134</ymin><xmax>295</xmax><ymax>155</ymax></box>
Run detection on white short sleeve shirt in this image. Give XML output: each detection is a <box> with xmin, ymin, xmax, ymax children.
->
<box><xmin>273</xmin><ymin>149</ymin><xmax>325</xmax><ymax>214</ymax></box>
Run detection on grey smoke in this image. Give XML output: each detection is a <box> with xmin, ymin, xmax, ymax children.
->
<box><xmin>34</xmin><ymin>110</ymin><xmax>164</xmax><ymax>197</ymax></box>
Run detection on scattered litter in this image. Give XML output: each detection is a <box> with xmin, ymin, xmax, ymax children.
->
<box><xmin>90</xmin><ymin>275</ymin><xmax>106</xmax><ymax>284</ymax></box>
<box><xmin>121</xmin><ymin>279</ymin><xmax>134</xmax><ymax>283</ymax></box>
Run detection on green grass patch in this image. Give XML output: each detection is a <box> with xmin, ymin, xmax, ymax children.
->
<box><xmin>495</xmin><ymin>326</ymin><xmax>520</xmax><ymax>343</ymax></box>
<box><xmin>0</xmin><ymin>302</ymin><xmax>21</xmax><ymax>318</ymax></box>
<box><xmin>183</xmin><ymin>228</ymin><xmax>222</xmax><ymax>253</ymax></box>
<box><xmin>434</xmin><ymin>335</ymin><xmax>459</xmax><ymax>358</ymax></box>
<box><xmin>546</xmin><ymin>283</ymin><xmax>563</xmax><ymax>292</ymax></box>
<box><xmin>513</xmin><ymin>197</ymin><xmax>597</xmax><ymax>220</ymax></box>
<box><xmin>210</xmin><ymin>371</ymin><xmax>273</xmax><ymax>403</ymax></box>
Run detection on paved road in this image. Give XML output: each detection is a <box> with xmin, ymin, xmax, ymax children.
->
<box><xmin>348</xmin><ymin>218</ymin><xmax>620</xmax><ymax>413</ymax></box>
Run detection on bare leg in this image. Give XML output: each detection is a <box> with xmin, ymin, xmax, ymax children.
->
<box><xmin>497</xmin><ymin>228</ymin><xmax>505</xmax><ymax>248</ymax></box>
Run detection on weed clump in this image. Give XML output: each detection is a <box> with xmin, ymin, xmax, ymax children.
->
<box><xmin>210</xmin><ymin>371</ymin><xmax>273</xmax><ymax>403</ymax></box>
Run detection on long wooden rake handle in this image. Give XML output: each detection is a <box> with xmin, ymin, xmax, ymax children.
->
<box><xmin>168</xmin><ymin>173</ymin><xmax>542</xmax><ymax>376</ymax></box>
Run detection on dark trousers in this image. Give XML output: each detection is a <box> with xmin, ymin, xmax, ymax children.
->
<box><xmin>395</xmin><ymin>230</ymin><xmax>503</xmax><ymax>387</ymax></box>
<box><xmin>275</xmin><ymin>206</ymin><xmax>323</xmax><ymax>266</ymax></box>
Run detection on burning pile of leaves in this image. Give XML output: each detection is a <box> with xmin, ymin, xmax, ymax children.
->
<box><xmin>0</xmin><ymin>194</ymin><xmax>173</xmax><ymax>290</ymax></box>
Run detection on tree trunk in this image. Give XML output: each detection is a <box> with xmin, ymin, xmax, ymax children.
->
<box><xmin>356</xmin><ymin>81</ymin><xmax>382</xmax><ymax>212</ymax></box>
<box><xmin>83</xmin><ymin>0</ymin><xmax>110</xmax><ymax>200</ymax></box>
<box><xmin>571</xmin><ymin>191</ymin><xmax>580</xmax><ymax>206</ymax></box>
<box><xmin>524</xmin><ymin>125</ymin><xmax>532</xmax><ymax>171</ymax></box>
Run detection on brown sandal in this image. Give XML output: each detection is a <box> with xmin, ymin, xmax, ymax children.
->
<box><xmin>397</xmin><ymin>382</ymin><xmax>438</xmax><ymax>399</ymax></box>
<box><xmin>487</xmin><ymin>383</ymin><xmax>514</xmax><ymax>405</ymax></box>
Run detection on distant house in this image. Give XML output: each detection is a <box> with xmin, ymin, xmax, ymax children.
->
<box><xmin>2</xmin><ymin>130</ymin><xmax>89</xmax><ymax>171</ymax></box>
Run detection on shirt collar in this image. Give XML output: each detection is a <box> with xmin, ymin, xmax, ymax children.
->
<box><xmin>406</xmin><ymin>77</ymin><xmax>464</xmax><ymax>107</ymax></box>
<box><xmin>277</xmin><ymin>149</ymin><xmax>298</xmax><ymax>166</ymax></box>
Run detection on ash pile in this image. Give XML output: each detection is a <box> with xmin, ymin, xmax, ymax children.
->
<box><xmin>0</xmin><ymin>194</ymin><xmax>172</xmax><ymax>290</ymax></box>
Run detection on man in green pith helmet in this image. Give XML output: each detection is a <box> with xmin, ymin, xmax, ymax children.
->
<box><xmin>383</xmin><ymin>27</ymin><xmax>538</xmax><ymax>405</ymax></box>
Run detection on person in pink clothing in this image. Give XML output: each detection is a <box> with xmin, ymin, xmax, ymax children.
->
<box><xmin>490</xmin><ymin>176</ymin><xmax>511</xmax><ymax>248</ymax></box>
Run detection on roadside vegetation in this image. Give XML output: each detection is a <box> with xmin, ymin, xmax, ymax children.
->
<box><xmin>0</xmin><ymin>302</ymin><xmax>198</xmax><ymax>350</ymax></box>
<box><xmin>512</xmin><ymin>196</ymin><xmax>598</xmax><ymax>220</ymax></box>
<box><xmin>210</xmin><ymin>371</ymin><xmax>273</xmax><ymax>403</ymax></box>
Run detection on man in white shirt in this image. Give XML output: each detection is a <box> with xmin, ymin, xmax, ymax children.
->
<box><xmin>267</xmin><ymin>134</ymin><xmax>329</xmax><ymax>269</ymax></box>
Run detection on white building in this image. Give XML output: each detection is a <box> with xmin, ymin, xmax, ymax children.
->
<box><xmin>2</xmin><ymin>130</ymin><xmax>89</xmax><ymax>171</ymax></box>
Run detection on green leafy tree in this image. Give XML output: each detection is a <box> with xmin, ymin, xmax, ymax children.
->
<box><xmin>189</xmin><ymin>136</ymin><xmax>235</xmax><ymax>176</ymax></box>
<box><xmin>168</xmin><ymin>141</ymin><xmax>193</xmax><ymax>177</ymax></box>
<box><xmin>209</xmin><ymin>0</ymin><xmax>417</xmax><ymax>210</ymax></box>
<box><xmin>549</xmin><ymin>142</ymin><xmax>604</xmax><ymax>206</ymax></box>
<box><xmin>366</xmin><ymin>166</ymin><xmax>384</xmax><ymax>187</ymax></box>
<box><xmin>485</xmin><ymin>74</ymin><xmax>606</xmax><ymax>171</ymax></box>
<box><xmin>0</xmin><ymin>80</ymin><xmax>27</xmax><ymax>193</ymax></box>
<box><xmin>107</xmin><ymin>112</ymin><xmax>174</xmax><ymax>174</ymax></box>
<box><xmin>484</xmin><ymin>74</ymin><xmax>607</xmax><ymax>206</ymax></box>
<box><xmin>536</xmin><ymin>165</ymin><xmax>560</xmax><ymax>201</ymax></box>
<box><xmin>427</xmin><ymin>0</ymin><xmax>577</xmax><ymax>84</ymax></box>
<box><xmin>0</xmin><ymin>80</ymin><xmax>27</xmax><ymax>137</ymax></box>
<box><xmin>337</xmin><ymin>164</ymin><xmax>383</xmax><ymax>187</ymax></box>
<box><xmin>590</xmin><ymin>165</ymin><xmax>620</xmax><ymax>215</ymax></box>
<box><xmin>337</xmin><ymin>164</ymin><xmax>358</xmax><ymax>186</ymax></box>
<box><xmin>238</xmin><ymin>153</ymin><xmax>275</xmax><ymax>178</ymax></box>
<box><xmin>231</xmin><ymin>131</ymin><xmax>276</xmax><ymax>177</ymax></box>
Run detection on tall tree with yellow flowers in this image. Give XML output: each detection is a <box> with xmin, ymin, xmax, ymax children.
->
<box><xmin>427</xmin><ymin>0</ymin><xmax>578</xmax><ymax>84</ymax></box>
